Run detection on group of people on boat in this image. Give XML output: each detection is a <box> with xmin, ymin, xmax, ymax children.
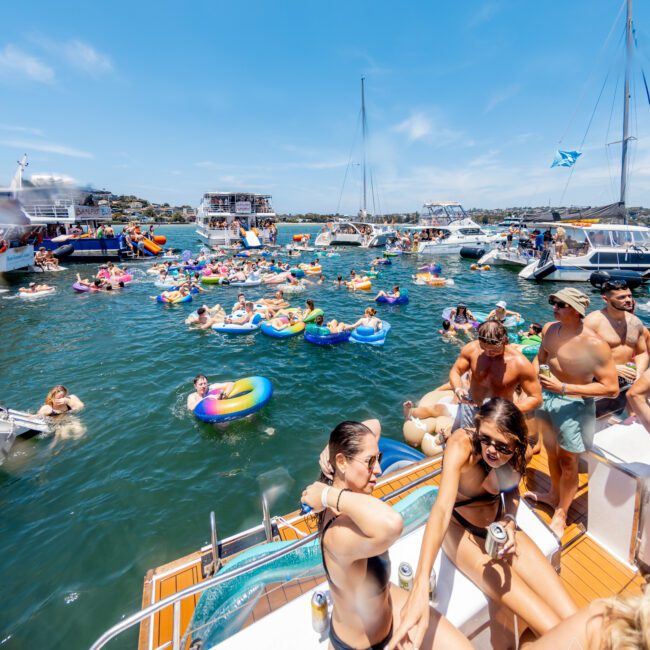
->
<box><xmin>295</xmin><ymin>279</ymin><xmax>650</xmax><ymax>650</ymax></box>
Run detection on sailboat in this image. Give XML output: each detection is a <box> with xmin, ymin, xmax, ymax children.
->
<box><xmin>520</xmin><ymin>0</ymin><xmax>650</xmax><ymax>282</ymax></box>
<box><xmin>315</xmin><ymin>78</ymin><xmax>395</xmax><ymax>248</ymax></box>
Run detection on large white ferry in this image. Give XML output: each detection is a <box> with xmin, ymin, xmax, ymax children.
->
<box><xmin>518</xmin><ymin>222</ymin><xmax>650</xmax><ymax>281</ymax></box>
<box><xmin>196</xmin><ymin>192</ymin><xmax>276</xmax><ymax>250</ymax></box>
<box><xmin>410</xmin><ymin>202</ymin><xmax>498</xmax><ymax>256</ymax></box>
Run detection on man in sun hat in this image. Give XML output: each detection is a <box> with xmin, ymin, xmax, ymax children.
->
<box><xmin>524</xmin><ymin>286</ymin><xmax>618</xmax><ymax>538</ymax></box>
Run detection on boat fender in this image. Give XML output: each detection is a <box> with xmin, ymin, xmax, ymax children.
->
<box><xmin>53</xmin><ymin>244</ymin><xmax>75</xmax><ymax>258</ymax></box>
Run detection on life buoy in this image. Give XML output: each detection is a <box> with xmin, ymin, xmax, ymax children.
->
<box><xmin>0</xmin><ymin>239</ymin><xmax>7</xmax><ymax>254</ymax></box>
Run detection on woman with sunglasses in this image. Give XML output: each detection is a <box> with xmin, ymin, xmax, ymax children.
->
<box><xmin>304</xmin><ymin>420</ymin><xmax>470</xmax><ymax>650</ymax></box>
<box><xmin>389</xmin><ymin>399</ymin><xmax>577</xmax><ymax>650</ymax></box>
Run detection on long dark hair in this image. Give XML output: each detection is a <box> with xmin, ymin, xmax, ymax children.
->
<box><xmin>471</xmin><ymin>398</ymin><xmax>528</xmax><ymax>477</ymax></box>
<box><xmin>318</xmin><ymin>421</ymin><xmax>373</xmax><ymax>530</ymax></box>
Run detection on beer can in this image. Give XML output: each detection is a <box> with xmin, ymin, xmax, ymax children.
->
<box><xmin>311</xmin><ymin>591</ymin><xmax>328</xmax><ymax>634</ymax></box>
<box><xmin>485</xmin><ymin>522</ymin><xmax>508</xmax><ymax>559</ymax></box>
<box><xmin>429</xmin><ymin>568</ymin><xmax>438</xmax><ymax>606</ymax></box>
<box><xmin>398</xmin><ymin>561</ymin><xmax>413</xmax><ymax>591</ymax></box>
<box><xmin>539</xmin><ymin>364</ymin><xmax>551</xmax><ymax>378</ymax></box>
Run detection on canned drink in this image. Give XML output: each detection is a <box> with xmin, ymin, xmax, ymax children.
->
<box><xmin>539</xmin><ymin>364</ymin><xmax>551</xmax><ymax>378</ymax></box>
<box><xmin>398</xmin><ymin>562</ymin><xmax>414</xmax><ymax>591</ymax></box>
<box><xmin>626</xmin><ymin>362</ymin><xmax>637</xmax><ymax>370</ymax></box>
<box><xmin>485</xmin><ymin>522</ymin><xmax>508</xmax><ymax>559</ymax></box>
<box><xmin>311</xmin><ymin>591</ymin><xmax>328</xmax><ymax>634</ymax></box>
<box><xmin>429</xmin><ymin>568</ymin><xmax>438</xmax><ymax>606</ymax></box>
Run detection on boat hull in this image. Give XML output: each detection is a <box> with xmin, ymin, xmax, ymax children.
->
<box><xmin>39</xmin><ymin>237</ymin><xmax>128</xmax><ymax>262</ymax></box>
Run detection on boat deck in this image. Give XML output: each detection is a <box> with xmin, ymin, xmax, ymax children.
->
<box><xmin>138</xmin><ymin>445</ymin><xmax>645</xmax><ymax>650</ymax></box>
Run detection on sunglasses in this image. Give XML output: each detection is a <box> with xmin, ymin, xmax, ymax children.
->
<box><xmin>478</xmin><ymin>434</ymin><xmax>515</xmax><ymax>456</ymax></box>
<box><xmin>350</xmin><ymin>452</ymin><xmax>383</xmax><ymax>472</ymax></box>
<box><xmin>478</xmin><ymin>336</ymin><xmax>504</xmax><ymax>346</ymax></box>
<box><xmin>548</xmin><ymin>298</ymin><xmax>568</xmax><ymax>309</ymax></box>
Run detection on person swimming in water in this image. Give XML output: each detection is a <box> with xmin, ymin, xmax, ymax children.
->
<box><xmin>186</xmin><ymin>375</ymin><xmax>235</xmax><ymax>411</ymax></box>
<box><xmin>37</xmin><ymin>385</ymin><xmax>84</xmax><ymax>417</ymax></box>
<box><xmin>305</xmin><ymin>420</ymin><xmax>471</xmax><ymax>650</ymax></box>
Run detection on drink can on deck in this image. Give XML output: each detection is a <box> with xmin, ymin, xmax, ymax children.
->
<box><xmin>398</xmin><ymin>562</ymin><xmax>413</xmax><ymax>591</ymax></box>
<box><xmin>311</xmin><ymin>591</ymin><xmax>328</xmax><ymax>634</ymax></box>
<box><xmin>539</xmin><ymin>364</ymin><xmax>551</xmax><ymax>378</ymax></box>
<box><xmin>485</xmin><ymin>522</ymin><xmax>508</xmax><ymax>559</ymax></box>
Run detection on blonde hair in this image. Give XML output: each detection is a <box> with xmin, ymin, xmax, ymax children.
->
<box><xmin>365</xmin><ymin>307</ymin><xmax>377</xmax><ymax>317</ymax></box>
<box><xmin>45</xmin><ymin>385</ymin><xmax>68</xmax><ymax>407</ymax></box>
<box><xmin>600</xmin><ymin>587</ymin><xmax>650</xmax><ymax>649</ymax></box>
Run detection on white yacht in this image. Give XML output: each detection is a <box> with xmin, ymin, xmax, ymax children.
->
<box><xmin>196</xmin><ymin>192</ymin><xmax>276</xmax><ymax>250</ymax></box>
<box><xmin>411</xmin><ymin>202</ymin><xmax>498</xmax><ymax>256</ymax></box>
<box><xmin>315</xmin><ymin>220</ymin><xmax>394</xmax><ymax>248</ymax></box>
<box><xmin>477</xmin><ymin>245</ymin><xmax>536</xmax><ymax>268</ymax></box>
<box><xmin>519</xmin><ymin>222</ymin><xmax>650</xmax><ymax>281</ymax></box>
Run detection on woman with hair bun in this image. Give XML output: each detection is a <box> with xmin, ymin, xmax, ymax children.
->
<box><xmin>304</xmin><ymin>419</ymin><xmax>470</xmax><ymax>650</ymax></box>
<box><xmin>389</xmin><ymin>398</ymin><xmax>578</xmax><ymax>649</ymax></box>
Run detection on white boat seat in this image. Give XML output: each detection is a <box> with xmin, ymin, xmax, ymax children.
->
<box><xmin>213</xmin><ymin>500</ymin><xmax>558</xmax><ymax>649</ymax></box>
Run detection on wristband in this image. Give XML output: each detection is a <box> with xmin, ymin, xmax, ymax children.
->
<box><xmin>503</xmin><ymin>513</ymin><xmax>516</xmax><ymax>525</ymax></box>
<box><xmin>321</xmin><ymin>486</ymin><xmax>331</xmax><ymax>509</ymax></box>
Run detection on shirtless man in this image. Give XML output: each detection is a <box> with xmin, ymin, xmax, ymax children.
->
<box><xmin>224</xmin><ymin>302</ymin><xmax>255</xmax><ymax>325</ymax></box>
<box><xmin>187</xmin><ymin>375</ymin><xmax>209</xmax><ymax>411</ymax></box>
<box><xmin>185</xmin><ymin>306</ymin><xmax>224</xmax><ymax>330</ymax></box>
<box><xmin>527</xmin><ymin>287</ymin><xmax>618</xmax><ymax>538</ymax></box>
<box><xmin>19</xmin><ymin>282</ymin><xmax>53</xmax><ymax>294</ymax></box>
<box><xmin>260</xmin><ymin>289</ymin><xmax>289</xmax><ymax>310</ymax></box>
<box><xmin>33</xmin><ymin>247</ymin><xmax>47</xmax><ymax>270</ymax></box>
<box><xmin>448</xmin><ymin>320</ymin><xmax>542</xmax><ymax>431</ymax></box>
<box><xmin>584</xmin><ymin>279</ymin><xmax>648</xmax><ymax>416</ymax></box>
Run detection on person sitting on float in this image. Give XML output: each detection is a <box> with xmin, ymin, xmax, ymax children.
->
<box><xmin>304</xmin><ymin>420</ymin><xmax>471</xmax><ymax>650</ymax></box>
<box><xmin>388</xmin><ymin>399</ymin><xmax>577</xmax><ymax>649</ymax></box>
<box><xmin>487</xmin><ymin>300</ymin><xmax>521</xmax><ymax>324</ymax></box>
<box><xmin>376</xmin><ymin>285</ymin><xmax>400</xmax><ymax>301</ymax></box>
<box><xmin>448</xmin><ymin>303</ymin><xmax>476</xmax><ymax>333</ymax></box>
<box><xmin>224</xmin><ymin>301</ymin><xmax>255</xmax><ymax>325</ymax></box>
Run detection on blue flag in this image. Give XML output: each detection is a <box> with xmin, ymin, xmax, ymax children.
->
<box><xmin>551</xmin><ymin>150</ymin><xmax>582</xmax><ymax>168</ymax></box>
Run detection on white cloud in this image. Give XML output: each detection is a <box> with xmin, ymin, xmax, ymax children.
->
<box><xmin>60</xmin><ymin>40</ymin><xmax>113</xmax><ymax>74</ymax></box>
<box><xmin>0</xmin><ymin>45</ymin><xmax>54</xmax><ymax>83</ymax></box>
<box><xmin>0</xmin><ymin>139</ymin><xmax>93</xmax><ymax>159</ymax></box>
<box><xmin>394</xmin><ymin>113</ymin><xmax>431</xmax><ymax>141</ymax></box>
<box><xmin>485</xmin><ymin>85</ymin><xmax>520</xmax><ymax>113</ymax></box>
<box><xmin>0</xmin><ymin>123</ymin><xmax>44</xmax><ymax>136</ymax></box>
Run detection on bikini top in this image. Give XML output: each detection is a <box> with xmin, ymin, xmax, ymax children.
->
<box><xmin>321</xmin><ymin>515</ymin><xmax>391</xmax><ymax>595</ymax></box>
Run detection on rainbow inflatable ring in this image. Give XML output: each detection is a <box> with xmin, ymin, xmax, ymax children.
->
<box><xmin>193</xmin><ymin>376</ymin><xmax>273</xmax><ymax>423</ymax></box>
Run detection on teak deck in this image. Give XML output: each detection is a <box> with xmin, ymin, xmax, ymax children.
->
<box><xmin>138</xmin><ymin>447</ymin><xmax>645</xmax><ymax>650</ymax></box>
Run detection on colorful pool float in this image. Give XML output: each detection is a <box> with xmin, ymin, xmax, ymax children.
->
<box><xmin>302</xmin><ymin>308</ymin><xmax>324</xmax><ymax>323</ymax></box>
<box><xmin>156</xmin><ymin>292</ymin><xmax>193</xmax><ymax>304</ymax></box>
<box><xmin>349</xmin><ymin>279</ymin><xmax>372</xmax><ymax>291</ymax></box>
<box><xmin>193</xmin><ymin>376</ymin><xmax>273</xmax><ymax>423</ymax></box>
<box><xmin>376</xmin><ymin>292</ymin><xmax>409</xmax><ymax>305</ymax></box>
<box><xmin>413</xmin><ymin>273</ymin><xmax>454</xmax><ymax>287</ymax></box>
<box><xmin>350</xmin><ymin>322</ymin><xmax>391</xmax><ymax>346</ymax></box>
<box><xmin>201</xmin><ymin>276</ymin><xmax>228</xmax><ymax>285</ymax></box>
<box><xmin>304</xmin><ymin>324</ymin><xmax>351</xmax><ymax>345</ymax></box>
<box><xmin>278</xmin><ymin>282</ymin><xmax>306</xmax><ymax>294</ymax></box>
<box><xmin>261</xmin><ymin>320</ymin><xmax>305</xmax><ymax>339</ymax></box>
<box><xmin>472</xmin><ymin>311</ymin><xmax>524</xmax><ymax>329</ymax></box>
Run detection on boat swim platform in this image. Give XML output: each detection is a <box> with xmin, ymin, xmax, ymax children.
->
<box><xmin>138</xmin><ymin>446</ymin><xmax>645</xmax><ymax>650</ymax></box>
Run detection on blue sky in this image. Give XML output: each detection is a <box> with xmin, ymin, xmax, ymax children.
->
<box><xmin>1</xmin><ymin>0</ymin><xmax>649</xmax><ymax>214</ymax></box>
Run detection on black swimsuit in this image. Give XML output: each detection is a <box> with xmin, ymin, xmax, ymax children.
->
<box><xmin>321</xmin><ymin>516</ymin><xmax>392</xmax><ymax>650</ymax></box>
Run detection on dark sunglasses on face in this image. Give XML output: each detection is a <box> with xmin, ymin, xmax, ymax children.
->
<box><xmin>350</xmin><ymin>452</ymin><xmax>383</xmax><ymax>472</ymax></box>
<box><xmin>548</xmin><ymin>298</ymin><xmax>567</xmax><ymax>309</ymax></box>
<box><xmin>478</xmin><ymin>336</ymin><xmax>504</xmax><ymax>346</ymax></box>
<box><xmin>478</xmin><ymin>434</ymin><xmax>514</xmax><ymax>456</ymax></box>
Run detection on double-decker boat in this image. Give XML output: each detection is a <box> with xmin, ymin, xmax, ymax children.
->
<box><xmin>196</xmin><ymin>192</ymin><xmax>276</xmax><ymax>250</ymax></box>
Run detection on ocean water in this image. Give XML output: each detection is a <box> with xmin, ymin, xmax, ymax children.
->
<box><xmin>0</xmin><ymin>224</ymin><xmax>647</xmax><ymax>648</ymax></box>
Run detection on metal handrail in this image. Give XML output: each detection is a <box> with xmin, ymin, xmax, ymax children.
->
<box><xmin>89</xmin><ymin>463</ymin><xmax>442</xmax><ymax>650</ymax></box>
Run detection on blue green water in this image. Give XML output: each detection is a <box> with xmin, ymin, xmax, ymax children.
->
<box><xmin>0</xmin><ymin>224</ymin><xmax>647</xmax><ymax>648</ymax></box>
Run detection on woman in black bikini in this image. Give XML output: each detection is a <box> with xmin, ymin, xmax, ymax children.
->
<box><xmin>303</xmin><ymin>420</ymin><xmax>469</xmax><ymax>650</ymax></box>
<box><xmin>37</xmin><ymin>385</ymin><xmax>84</xmax><ymax>417</ymax></box>
<box><xmin>389</xmin><ymin>399</ymin><xmax>577</xmax><ymax>650</ymax></box>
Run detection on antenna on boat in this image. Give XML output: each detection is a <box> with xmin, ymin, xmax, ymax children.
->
<box><xmin>10</xmin><ymin>154</ymin><xmax>28</xmax><ymax>193</ymax></box>
<box><xmin>620</xmin><ymin>0</ymin><xmax>632</xmax><ymax>223</ymax></box>
<box><xmin>361</xmin><ymin>76</ymin><xmax>367</xmax><ymax>221</ymax></box>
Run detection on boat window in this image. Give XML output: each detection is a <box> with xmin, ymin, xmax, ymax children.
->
<box><xmin>632</xmin><ymin>230</ymin><xmax>650</xmax><ymax>244</ymax></box>
<box><xmin>459</xmin><ymin>228</ymin><xmax>480</xmax><ymax>235</ymax></box>
<box><xmin>610</xmin><ymin>230</ymin><xmax>633</xmax><ymax>247</ymax></box>
<box><xmin>585</xmin><ymin>230</ymin><xmax>612</xmax><ymax>247</ymax></box>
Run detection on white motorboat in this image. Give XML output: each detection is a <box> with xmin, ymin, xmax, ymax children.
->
<box><xmin>519</xmin><ymin>222</ymin><xmax>650</xmax><ymax>281</ymax></box>
<box><xmin>405</xmin><ymin>203</ymin><xmax>498</xmax><ymax>256</ymax></box>
<box><xmin>196</xmin><ymin>192</ymin><xmax>276</xmax><ymax>250</ymax></box>
<box><xmin>0</xmin><ymin>408</ymin><xmax>52</xmax><ymax>464</ymax></box>
<box><xmin>478</xmin><ymin>245</ymin><xmax>536</xmax><ymax>268</ymax></box>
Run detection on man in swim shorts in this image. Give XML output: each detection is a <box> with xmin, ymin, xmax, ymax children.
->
<box><xmin>528</xmin><ymin>287</ymin><xmax>618</xmax><ymax>538</ymax></box>
<box><xmin>448</xmin><ymin>320</ymin><xmax>542</xmax><ymax>430</ymax></box>
<box><xmin>584</xmin><ymin>279</ymin><xmax>648</xmax><ymax>417</ymax></box>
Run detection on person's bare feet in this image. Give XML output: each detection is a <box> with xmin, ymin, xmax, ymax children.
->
<box><xmin>549</xmin><ymin>511</ymin><xmax>567</xmax><ymax>539</ymax></box>
<box><xmin>403</xmin><ymin>400</ymin><xmax>413</xmax><ymax>420</ymax></box>
<box><xmin>523</xmin><ymin>490</ymin><xmax>559</xmax><ymax>509</ymax></box>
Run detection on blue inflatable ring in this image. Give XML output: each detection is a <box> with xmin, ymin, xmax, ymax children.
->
<box><xmin>350</xmin><ymin>322</ymin><xmax>391</xmax><ymax>346</ymax></box>
<box><xmin>304</xmin><ymin>324</ymin><xmax>351</xmax><ymax>345</ymax></box>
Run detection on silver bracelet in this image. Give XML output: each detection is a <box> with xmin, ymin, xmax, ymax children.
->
<box><xmin>321</xmin><ymin>486</ymin><xmax>331</xmax><ymax>509</ymax></box>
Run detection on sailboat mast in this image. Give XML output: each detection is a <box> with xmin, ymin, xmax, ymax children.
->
<box><xmin>361</xmin><ymin>76</ymin><xmax>367</xmax><ymax>217</ymax></box>
<box><xmin>620</xmin><ymin>0</ymin><xmax>633</xmax><ymax>220</ymax></box>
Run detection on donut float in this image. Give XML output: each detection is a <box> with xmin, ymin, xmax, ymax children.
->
<box><xmin>156</xmin><ymin>292</ymin><xmax>192</xmax><ymax>304</ymax></box>
<box><xmin>350</xmin><ymin>322</ymin><xmax>391</xmax><ymax>346</ymax></box>
<box><xmin>376</xmin><ymin>292</ymin><xmax>408</xmax><ymax>305</ymax></box>
<box><xmin>304</xmin><ymin>324</ymin><xmax>351</xmax><ymax>345</ymax></box>
<box><xmin>194</xmin><ymin>376</ymin><xmax>273</xmax><ymax>423</ymax></box>
<box><xmin>261</xmin><ymin>320</ymin><xmax>305</xmax><ymax>338</ymax></box>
